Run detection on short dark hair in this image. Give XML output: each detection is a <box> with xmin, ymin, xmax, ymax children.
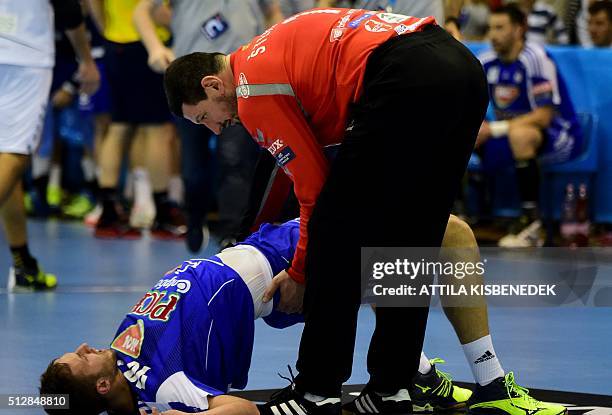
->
<box><xmin>589</xmin><ymin>0</ymin><xmax>612</xmax><ymax>21</ymax></box>
<box><xmin>164</xmin><ymin>52</ymin><xmax>226</xmax><ymax>117</ymax></box>
<box><xmin>492</xmin><ymin>4</ymin><xmax>528</xmax><ymax>27</ymax></box>
<box><xmin>40</xmin><ymin>360</ymin><xmax>104</xmax><ymax>415</ymax></box>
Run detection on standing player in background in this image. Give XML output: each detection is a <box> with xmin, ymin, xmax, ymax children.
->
<box><xmin>477</xmin><ymin>5</ymin><xmax>582</xmax><ymax>248</ymax></box>
<box><xmin>133</xmin><ymin>0</ymin><xmax>284</xmax><ymax>252</ymax></box>
<box><xmin>87</xmin><ymin>0</ymin><xmax>185</xmax><ymax>241</ymax></box>
<box><xmin>1</xmin><ymin>0</ymin><xmax>100</xmax><ymax>291</ymax></box>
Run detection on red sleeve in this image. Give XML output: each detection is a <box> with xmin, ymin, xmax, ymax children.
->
<box><xmin>241</xmin><ymin>94</ymin><xmax>329</xmax><ymax>283</ymax></box>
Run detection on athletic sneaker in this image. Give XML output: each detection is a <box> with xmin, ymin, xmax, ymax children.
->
<box><xmin>186</xmin><ymin>221</ymin><xmax>210</xmax><ymax>253</ymax></box>
<box><xmin>151</xmin><ymin>203</ymin><xmax>187</xmax><ymax>240</ymax></box>
<box><xmin>95</xmin><ymin>202</ymin><xmax>142</xmax><ymax>239</ymax></box>
<box><xmin>46</xmin><ymin>184</ymin><xmax>62</xmax><ymax>209</ymax></box>
<box><xmin>62</xmin><ymin>194</ymin><xmax>94</xmax><ymax>219</ymax></box>
<box><xmin>498</xmin><ymin>219</ymin><xmax>544</xmax><ymax>248</ymax></box>
<box><xmin>84</xmin><ymin>203</ymin><xmax>103</xmax><ymax>227</ymax></box>
<box><xmin>410</xmin><ymin>358</ymin><xmax>472</xmax><ymax>412</ymax></box>
<box><xmin>129</xmin><ymin>201</ymin><xmax>156</xmax><ymax>229</ymax></box>
<box><xmin>343</xmin><ymin>384</ymin><xmax>413</xmax><ymax>414</ymax></box>
<box><xmin>259</xmin><ymin>369</ymin><xmax>341</xmax><ymax>415</ymax></box>
<box><xmin>7</xmin><ymin>264</ymin><xmax>57</xmax><ymax>292</ymax></box>
<box><xmin>468</xmin><ymin>372</ymin><xmax>567</xmax><ymax>415</ymax></box>
<box><xmin>95</xmin><ymin>219</ymin><xmax>142</xmax><ymax>239</ymax></box>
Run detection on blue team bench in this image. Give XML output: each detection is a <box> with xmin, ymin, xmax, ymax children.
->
<box><xmin>465</xmin><ymin>43</ymin><xmax>612</xmax><ymax>223</ymax></box>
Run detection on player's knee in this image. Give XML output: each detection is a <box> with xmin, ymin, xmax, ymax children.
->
<box><xmin>443</xmin><ymin>215</ymin><xmax>477</xmax><ymax>248</ymax></box>
<box><xmin>509</xmin><ymin>126</ymin><xmax>542</xmax><ymax>160</ymax></box>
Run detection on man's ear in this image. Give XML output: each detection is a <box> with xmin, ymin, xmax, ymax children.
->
<box><xmin>96</xmin><ymin>377</ymin><xmax>112</xmax><ymax>395</ymax></box>
<box><xmin>201</xmin><ymin>76</ymin><xmax>225</xmax><ymax>96</ymax></box>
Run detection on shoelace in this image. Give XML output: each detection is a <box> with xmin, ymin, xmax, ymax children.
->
<box><xmin>504</xmin><ymin>372</ymin><xmax>540</xmax><ymax>406</ymax></box>
<box><xmin>270</xmin><ymin>365</ymin><xmax>298</xmax><ymax>401</ymax></box>
<box><xmin>429</xmin><ymin>358</ymin><xmax>454</xmax><ymax>397</ymax></box>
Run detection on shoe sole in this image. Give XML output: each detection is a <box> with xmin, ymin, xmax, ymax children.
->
<box><xmin>343</xmin><ymin>408</ymin><xmax>415</xmax><ymax>415</ymax></box>
<box><xmin>468</xmin><ymin>407</ymin><xmax>567</xmax><ymax>415</ymax></box>
<box><xmin>412</xmin><ymin>401</ymin><xmax>466</xmax><ymax>413</ymax></box>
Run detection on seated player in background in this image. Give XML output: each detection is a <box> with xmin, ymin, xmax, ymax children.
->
<box><xmin>476</xmin><ymin>5</ymin><xmax>583</xmax><ymax>248</ymax></box>
<box><xmin>40</xmin><ymin>217</ymin><xmax>565</xmax><ymax>415</ymax></box>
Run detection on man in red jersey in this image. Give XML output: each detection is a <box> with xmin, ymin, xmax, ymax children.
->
<box><xmin>164</xmin><ymin>8</ymin><xmax>488</xmax><ymax>415</ymax></box>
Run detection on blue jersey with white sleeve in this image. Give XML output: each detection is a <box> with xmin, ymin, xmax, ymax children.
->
<box><xmin>111</xmin><ymin>257</ymin><xmax>256</xmax><ymax>413</ymax></box>
<box><xmin>111</xmin><ymin>220</ymin><xmax>304</xmax><ymax>412</ymax></box>
<box><xmin>479</xmin><ymin>42</ymin><xmax>582</xmax><ymax>163</ymax></box>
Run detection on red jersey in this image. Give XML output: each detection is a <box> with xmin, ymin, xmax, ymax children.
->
<box><xmin>230</xmin><ymin>8</ymin><xmax>436</xmax><ymax>282</ymax></box>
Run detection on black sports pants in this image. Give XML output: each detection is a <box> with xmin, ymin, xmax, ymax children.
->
<box><xmin>294</xmin><ymin>26</ymin><xmax>489</xmax><ymax>396</ymax></box>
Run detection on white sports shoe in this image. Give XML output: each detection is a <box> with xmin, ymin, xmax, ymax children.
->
<box><xmin>498</xmin><ymin>219</ymin><xmax>544</xmax><ymax>248</ymax></box>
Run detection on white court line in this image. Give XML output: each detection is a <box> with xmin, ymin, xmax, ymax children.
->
<box><xmin>0</xmin><ymin>285</ymin><xmax>151</xmax><ymax>294</ymax></box>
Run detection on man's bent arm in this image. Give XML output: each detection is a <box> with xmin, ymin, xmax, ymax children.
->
<box><xmin>241</xmin><ymin>94</ymin><xmax>329</xmax><ymax>282</ymax></box>
<box><xmin>134</xmin><ymin>0</ymin><xmax>166</xmax><ymax>55</ymax></box>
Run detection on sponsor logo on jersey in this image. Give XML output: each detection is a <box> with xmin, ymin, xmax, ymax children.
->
<box><xmin>487</xmin><ymin>66</ymin><xmax>500</xmax><ymax>84</ymax></box>
<box><xmin>376</xmin><ymin>12</ymin><xmax>409</xmax><ymax>24</ymax></box>
<box><xmin>494</xmin><ymin>84</ymin><xmax>521</xmax><ymax>109</ymax></box>
<box><xmin>514</xmin><ymin>71</ymin><xmax>523</xmax><ymax>84</ymax></box>
<box><xmin>112</xmin><ymin>320</ymin><xmax>145</xmax><ymax>358</ymax></box>
<box><xmin>275</xmin><ymin>147</ymin><xmax>296</xmax><ymax>167</ymax></box>
<box><xmin>268</xmin><ymin>138</ymin><xmax>285</xmax><ymax>156</ymax></box>
<box><xmin>131</xmin><ymin>291</ymin><xmax>181</xmax><ymax>322</ymax></box>
<box><xmin>348</xmin><ymin>13</ymin><xmax>373</xmax><ymax>29</ymax></box>
<box><xmin>330</xmin><ymin>9</ymin><xmax>357</xmax><ymax>42</ymax></box>
<box><xmin>267</xmin><ymin>139</ymin><xmax>296</xmax><ymax>167</ymax></box>
<box><xmin>238</xmin><ymin>73</ymin><xmax>250</xmax><ymax>99</ymax></box>
<box><xmin>153</xmin><ymin>276</ymin><xmax>191</xmax><ymax>294</ymax></box>
<box><xmin>330</xmin><ymin>27</ymin><xmax>346</xmax><ymax>42</ymax></box>
<box><xmin>365</xmin><ymin>20</ymin><xmax>393</xmax><ymax>33</ymax></box>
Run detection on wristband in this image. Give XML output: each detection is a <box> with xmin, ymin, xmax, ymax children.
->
<box><xmin>489</xmin><ymin>120</ymin><xmax>510</xmax><ymax>138</ymax></box>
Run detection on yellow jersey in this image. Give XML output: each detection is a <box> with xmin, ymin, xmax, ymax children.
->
<box><xmin>103</xmin><ymin>0</ymin><xmax>170</xmax><ymax>44</ymax></box>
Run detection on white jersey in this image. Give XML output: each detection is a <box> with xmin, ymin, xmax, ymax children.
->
<box><xmin>0</xmin><ymin>0</ymin><xmax>54</xmax><ymax>67</ymax></box>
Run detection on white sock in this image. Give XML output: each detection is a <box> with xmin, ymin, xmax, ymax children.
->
<box><xmin>132</xmin><ymin>168</ymin><xmax>153</xmax><ymax>208</ymax></box>
<box><xmin>49</xmin><ymin>164</ymin><xmax>61</xmax><ymax>188</ymax></box>
<box><xmin>81</xmin><ymin>156</ymin><xmax>96</xmax><ymax>183</ymax></box>
<box><xmin>168</xmin><ymin>175</ymin><xmax>184</xmax><ymax>204</ymax></box>
<box><xmin>462</xmin><ymin>335</ymin><xmax>504</xmax><ymax>386</ymax></box>
<box><xmin>303</xmin><ymin>392</ymin><xmax>341</xmax><ymax>404</ymax></box>
<box><xmin>418</xmin><ymin>351</ymin><xmax>432</xmax><ymax>375</ymax></box>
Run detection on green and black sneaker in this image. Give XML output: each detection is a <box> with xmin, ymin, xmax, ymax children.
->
<box><xmin>410</xmin><ymin>358</ymin><xmax>472</xmax><ymax>413</ymax></box>
<box><xmin>468</xmin><ymin>372</ymin><xmax>567</xmax><ymax>415</ymax></box>
<box><xmin>7</xmin><ymin>264</ymin><xmax>57</xmax><ymax>292</ymax></box>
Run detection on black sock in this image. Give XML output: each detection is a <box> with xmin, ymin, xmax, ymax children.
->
<box><xmin>10</xmin><ymin>245</ymin><xmax>37</xmax><ymax>271</ymax></box>
<box><xmin>32</xmin><ymin>175</ymin><xmax>49</xmax><ymax>200</ymax></box>
<box><xmin>99</xmin><ymin>187</ymin><xmax>119</xmax><ymax>221</ymax></box>
<box><xmin>154</xmin><ymin>192</ymin><xmax>169</xmax><ymax>221</ymax></box>
<box><xmin>515</xmin><ymin>159</ymin><xmax>539</xmax><ymax>220</ymax></box>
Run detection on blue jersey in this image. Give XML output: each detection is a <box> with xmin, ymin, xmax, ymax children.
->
<box><xmin>111</xmin><ymin>220</ymin><xmax>303</xmax><ymax>412</ymax></box>
<box><xmin>479</xmin><ymin>42</ymin><xmax>582</xmax><ymax>163</ymax></box>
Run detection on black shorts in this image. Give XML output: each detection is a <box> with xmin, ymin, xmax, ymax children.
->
<box><xmin>103</xmin><ymin>40</ymin><xmax>171</xmax><ymax>124</ymax></box>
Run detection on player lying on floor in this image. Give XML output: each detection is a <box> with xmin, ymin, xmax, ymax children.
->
<box><xmin>40</xmin><ymin>217</ymin><xmax>566</xmax><ymax>415</ymax></box>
